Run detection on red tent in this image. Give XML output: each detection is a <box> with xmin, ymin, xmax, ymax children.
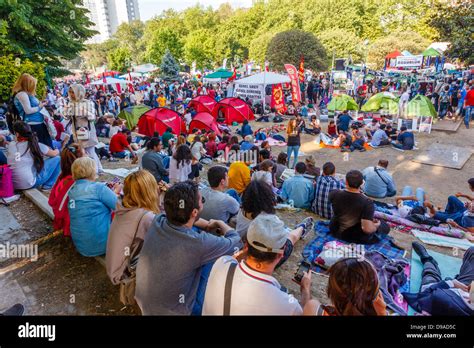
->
<box><xmin>385</xmin><ymin>50</ymin><xmax>402</xmax><ymax>59</ymax></box>
<box><xmin>137</xmin><ymin>108</ymin><xmax>186</xmax><ymax>136</ymax></box>
<box><xmin>188</xmin><ymin>96</ymin><xmax>217</xmax><ymax>114</ymax></box>
<box><xmin>188</xmin><ymin>112</ymin><xmax>222</xmax><ymax>136</ymax></box>
<box><xmin>211</xmin><ymin>97</ymin><xmax>255</xmax><ymax>125</ymax></box>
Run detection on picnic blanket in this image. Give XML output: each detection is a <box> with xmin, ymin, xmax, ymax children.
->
<box><xmin>407</xmin><ymin>250</ymin><xmax>463</xmax><ymax>315</ymax></box>
<box><xmin>412</xmin><ymin>229</ymin><xmax>474</xmax><ymax>250</ymax></box>
<box><xmin>254</xmin><ymin>138</ymin><xmax>287</xmax><ymax>147</ymax></box>
<box><xmin>374</xmin><ymin>211</ymin><xmax>466</xmax><ymax>239</ymax></box>
<box><xmin>102</xmin><ymin>167</ymin><xmax>139</xmax><ymax>178</ymax></box>
<box><xmin>302</xmin><ymin>221</ymin><xmax>407</xmax><ymax>272</ymax></box>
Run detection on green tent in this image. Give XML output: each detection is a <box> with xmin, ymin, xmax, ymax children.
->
<box><xmin>361</xmin><ymin>92</ymin><xmax>399</xmax><ymax>114</ymax></box>
<box><xmin>118</xmin><ymin>105</ymin><xmax>151</xmax><ymax>128</ymax></box>
<box><xmin>406</xmin><ymin>95</ymin><xmax>437</xmax><ymax>118</ymax></box>
<box><xmin>204</xmin><ymin>68</ymin><xmax>234</xmax><ymax>79</ymax></box>
<box><xmin>422</xmin><ymin>47</ymin><xmax>441</xmax><ymax>57</ymax></box>
<box><xmin>328</xmin><ymin>94</ymin><xmax>359</xmax><ymax>111</ymax></box>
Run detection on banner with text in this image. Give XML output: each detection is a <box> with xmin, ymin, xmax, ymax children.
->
<box><xmin>284</xmin><ymin>64</ymin><xmax>301</xmax><ymax>103</ymax></box>
<box><xmin>271</xmin><ymin>83</ymin><xmax>286</xmax><ymax>113</ymax></box>
<box><xmin>395</xmin><ymin>55</ymin><xmax>423</xmax><ymax>68</ymax></box>
<box><xmin>233</xmin><ymin>83</ymin><xmax>265</xmax><ymax>101</ymax></box>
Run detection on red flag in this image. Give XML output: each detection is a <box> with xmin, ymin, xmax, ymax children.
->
<box><xmin>298</xmin><ymin>56</ymin><xmax>305</xmax><ymax>82</ymax></box>
<box><xmin>271</xmin><ymin>84</ymin><xmax>286</xmax><ymax>113</ymax></box>
<box><xmin>85</xmin><ymin>74</ymin><xmax>90</xmax><ymax>85</ymax></box>
<box><xmin>284</xmin><ymin>64</ymin><xmax>301</xmax><ymax>103</ymax></box>
<box><xmin>228</xmin><ymin>67</ymin><xmax>237</xmax><ymax>81</ymax></box>
<box><xmin>265</xmin><ymin>61</ymin><xmax>269</xmax><ymax>72</ymax></box>
<box><xmin>128</xmin><ymin>72</ymin><xmax>135</xmax><ymax>93</ymax></box>
<box><xmin>101</xmin><ymin>73</ymin><xmax>106</xmax><ymax>92</ymax></box>
<box><xmin>115</xmin><ymin>83</ymin><xmax>122</xmax><ymax>94</ymax></box>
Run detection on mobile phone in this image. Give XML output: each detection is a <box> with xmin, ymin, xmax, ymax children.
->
<box><xmin>292</xmin><ymin>261</ymin><xmax>311</xmax><ymax>284</ymax></box>
<box><xmin>106</xmin><ymin>176</ymin><xmax>121</xmax><ymax>189</ymax></box>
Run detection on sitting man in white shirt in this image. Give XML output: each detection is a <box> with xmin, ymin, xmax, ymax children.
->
<box><xmin>202</xmin><ymin>213</ymin><xmax>312</xmax><ymax>315</ymax></box>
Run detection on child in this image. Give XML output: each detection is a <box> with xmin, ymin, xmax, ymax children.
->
<box><xmin>328</xmin><ymin>120</ymin><xmax>337</xmax><ymax>138</ymax></box>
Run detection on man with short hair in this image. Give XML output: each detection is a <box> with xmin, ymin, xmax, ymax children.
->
<box><xmin>329</xmin><ymin>170</ymin><xmax>390</xmax><ymax>244</ymax></box>
<box><xmin>200</xmin><ymin>166</ymin><xmax>240</xmax><ymax>223</ymax></box>
<box><xmin>135</xmin><ymin>181</ymin><xmax>241</xmax><ymax>315</ymax></box>
<box><xmin>109</xmin><ymin>128</ymin><xmax>138</xmax><ymax>163</ymax></box>
<box><xmin>281</xmin><ymin>162</ymin><xmax>315</xmax><ymax>209</ymax></box>
<box><xmin>370</xmin><ymin>124</ymin><xmax>391</xmax><ymax>147</ymax></box>
<box><xmin>392</xmin><ymin>126</ymin><xmax>414</xmax><ymax>150</ymax></box>
<box><xmin>362</xmin><ymin>160</ymin><xmax>396</xmax><ymax>198</ymax></box>
<box><xmin>202</xmin><ymin>213</ymin><xmax>312</xmax><ymax>315</ymax></box>
<box><xmin>311</xmin><ymin>162</ymin><xmax>345</xmax><ymax>219</ymax></box>
<box><xmin>161</xmin><ymin>127</ymin><xmax>174</xmax><ymax>149</ymax></box>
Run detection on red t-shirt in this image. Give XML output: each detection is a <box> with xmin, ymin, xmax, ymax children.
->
<box><xmin>465</xmin><ymin>89</ymin><xmax>474</xmax><ymax>107</ymax></box>
<box><xmin>109</xmin><ymin>132</ymin><xmax>129</xmax><ymax>153</ymax></box>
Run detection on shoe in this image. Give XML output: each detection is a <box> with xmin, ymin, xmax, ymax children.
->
<box><xmin>2</xmin><ymin>303</ymin><xmax>25</xmax><ymax>316</ymax></box>
<box><xmin>359</xmin><ymin>148</ymin><xmax>366</xmax><ymax>152</ymax></box>
<box><xmin>412</xmin><ymin>242</ymin><xmax>436</xmax><ymax>265</ymax></box>
<box><xmin>296</xmin><ymin>217</ymin><xmax>314</xmax><ymax>240</ymax></box>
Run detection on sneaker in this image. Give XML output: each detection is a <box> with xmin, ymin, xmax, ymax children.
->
<box><xmin>2</xmin><ymin>303</ymin><xmax>25</xmax><ymax>316</ymax></box>
<box><xmin>296</xmin><ymin>217</ymin><xmax>314</xmax><ymax>240</ymax></box>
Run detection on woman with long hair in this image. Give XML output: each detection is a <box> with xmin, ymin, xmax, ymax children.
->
<box><xmin>48</xmin><ymin>143</ymin><xmax>85</xmax><ymax>236</ymax></box>
<box><xmin>169</xmin><ymin>144</ymin><xmax>193</xmax><ymax>184</ymax></box>
<box><xmin>65</xmin><ymin>83</ymin><xmax>102</xmax><ymax>173</ymax></box>
<box><xmin>286</xmin><ymin>117</ymin><xmax>301</xmax><ymax>169</ymax></box>
<box><xmin>303</xmin><ymin>258</ymin><xmax>387</xmax><ymax>316</ymax></box>
<box><xmin>106</xmin><ymin>170</ymin><xmax>160</xmax><ymax>285</ymax></box>
<box><xmin>12</xmin><ymin>73</ymin><xmax>53</xmax><ymax>147</ymax></box>
<box><xmin>7</xmin><ymin>121</ymin><xmax>60</xmax><ymax>190</ymax></box>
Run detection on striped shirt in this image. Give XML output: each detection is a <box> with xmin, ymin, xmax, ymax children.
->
<box><xmin>312</xmin><ymin>175</ymin><xmax>345</xmax><ymax>219</ymax></box>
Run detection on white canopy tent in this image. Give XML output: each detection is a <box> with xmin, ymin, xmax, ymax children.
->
<box><xmin>132</xmin><ymin>63</ymin><xmax>158</xmax><ymax>74</ymax></box>
<box><xmin>119</xmin><ymin>72</ymin><xmax>143</xmax><ymax>79</ymax></box>
<box><xmin>233</xmin><ymin>72</ymin><xmax>290</xmax><ymax>108</ymax></box>
<box><xmin>90</xmin><ymin>77</ymin><xmax>128</xmax><ymax>85</ymax></box>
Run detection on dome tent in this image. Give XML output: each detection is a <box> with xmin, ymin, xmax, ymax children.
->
<box><xmin>188</xmin><ymin>96</ymin><xmax>217</xmax><ymax>114</ymax></box>
<box><xmin>137</xmin><ymin>107</ymin><xmax>186</xmax><ymax>137</ymax></box>
<box><xmin>211</xmin><ymin>97</ymin><xmax>255</xmax><ymax>125</ymax></box>
<box><xmin>188</xmin><ymin>112</ymin><xmax>222</xmax><ymax>136</ymax></box>
<box><xmin>117</xmin><ymin>105</ymin><xmax>150</xmax><ymax>129</ymax></box>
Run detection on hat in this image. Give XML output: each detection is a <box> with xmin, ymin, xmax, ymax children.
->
<box><xmin>247</xmin><ymin>214</ymin><xmax>288</xmax><ymax>254</ymax></box>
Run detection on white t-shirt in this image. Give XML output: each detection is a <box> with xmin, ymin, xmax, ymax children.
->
<box><xmin>109</xmin><ymin>126</ymin><xmax>121</xmax><ymax>138</ymax></box>
<box><xmin>190</xmin><ymin>141</ymin><xmax>204</xmax><ymax>161</ymax></box>
<box><xmin>235</xmin><ymin>209</ymin><xmax>252</xmax><ymax>238</ymax></box>
<box><xmin>203</xmin><ymin>256</ymin><xmax>303</xmax><ymax>315</ymax></box>
<box><xmin>168</xmin><ymin>157</ymin><xmax>192</xmax><ymax>183</ymax></box>
<box><xmin>251</xmin><ymin>171</ymin><xmax>273</xmax><ymax>186</ymax></box>
<box><xmin>7</xmin><ymin>141</ymin><xmax>49</xmax><ymax>190</ymax></box>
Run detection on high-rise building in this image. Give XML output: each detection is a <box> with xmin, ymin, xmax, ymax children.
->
<box><xmin>83</xmin><ymin>0</ymin><xmax>140</xmax><ymax>44</ymax></box>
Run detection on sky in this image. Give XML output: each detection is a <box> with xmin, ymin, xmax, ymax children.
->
<box><xmin>138</xmin><ymin>0</ymin><xmax>254</xmax><ymax>21</ymax></box>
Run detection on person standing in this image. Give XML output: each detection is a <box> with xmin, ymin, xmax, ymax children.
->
<box><xmin>286</xmin><ymin>118</ymin><xmax>301</xmax><ymax>169</ymax></box>
<box><xmin>463</xmin><ymin>83</ymin><xmax>474</xmax><ymax>129</ymax></box>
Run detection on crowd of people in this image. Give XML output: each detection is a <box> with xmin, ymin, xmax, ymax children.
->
<box><xmin>0</xmin><ymin>68</ymin><xmax>473</xmax><ymax>317</ymax></box>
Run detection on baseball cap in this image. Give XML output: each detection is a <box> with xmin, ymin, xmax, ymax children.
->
<box><xmin>247</xmin><ymin>213</ymin><xmax>288</xmax><ymax>254</ymax></box>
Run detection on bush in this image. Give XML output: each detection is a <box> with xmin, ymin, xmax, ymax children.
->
<box><xmin>0</xmin><ymin>55</ymin><xmax>46</xmax><ymax>103</ymax></box>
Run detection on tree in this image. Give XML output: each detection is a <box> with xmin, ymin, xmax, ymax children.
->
<box><xmin>318</xmin><ymin>29</ymin><xmax>364</xmax><ymax>65</ymax></box>
<box><xmin>367</xmin><ymin>31</ymin><xmax>430</xmax><ymax>69</ymax></box>
<box><xmin>430</xmin><ymin>1</ymin><xmax>474</xmax><ymax>65</ymax></box>
<box><xmin>266</xmin><ymin>30</ymin><xmax>328</xmax><ymax>71</ymax></box>
<box><xmin>160</xmin><ymin>49</ymin><xmax>180</xmax><ymax>80</ymax></box>
<box><xmin>141</xmin><ymin>25</ymin><xmax>183</xmax><ymax>65</ymax></box>
<box><xmin>81</xmin><ymin>40</ymin><xmax>117</xmax><ymax>70</ymax></box>
<box><xmin>249</xmin><ymin>32</ymin><xmax>275</xmax><ymax>66</ymax></box>
<box><xmin>0</xmin><ymin>55</ymin><xmax>46</xmax><ymax>102</ymax></box>
<box><xmin>184</xmin><ymin>30</ymin><xmax>216</xmax><ymax>69</ymax></box>
<box><xmin>0</xmin><ymin>0</ymin><xmax>96</xmax><ymax>69</ymax></box>
<box><xmin>107</xmin><ymin>47</ymin><xmax>132</xmax><ymax>72</ymax></box>
<box><xmin>113</xmin><ymin>20</ymin><xmax>145</xmax><ymax>65</ymax></box>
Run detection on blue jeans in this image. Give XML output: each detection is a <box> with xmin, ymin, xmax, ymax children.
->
<box><xmin>35</xmin><ymin>156</ymin><xmax>61</xmax><ymax>189</ymax></box>
<box><xmin>226</xmin><ymin>188</ymin><xmax>241</xmax><ymax>204</ymax></box>
<box><xmin>433</xmin><ymin>196</ymin><xmax>466</xmax><ymax>225</ymax></box>
<box><xmin>111</xmin><ymin>151</ymin><xmax>130</xmax><ymax>158</ymax></box>
<box><xmin>438</xmin><ymin>102</ymin><xmax>449</xmax><ymax>119</ymax></box>
<box><xmin>401</xmin><ymin>186</ymin><xmax>425</xmax><ymax>205</ymax></box>
<box><xmin>287</xmin><ymin>145</ymin><xmax>300</xmax><ymax>169</ymax></box>
<box><xmin>191</xmin><ymin>261</ymin><xmax>214</xmax><ymax>316</ymax></box>
<box><xmin>464</xmin><ymin>106</ymin><xmax>473</xmax><ymax>128</ymax></box>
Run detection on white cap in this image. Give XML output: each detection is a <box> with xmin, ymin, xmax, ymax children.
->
<box><xmin>247</xmin><ymin>214</ymin><xmax>288</xmax><ymax>254</ymax></box>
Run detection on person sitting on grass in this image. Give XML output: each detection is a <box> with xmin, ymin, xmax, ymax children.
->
<box><xmin>432</xmin><ymin>178</ymin><xmax>474</xmax><ymax>233</ymax></box>
<box><xmin>68</xmin><ymin>157</ymin><xmax>120</xmax><ymax>257</ymax></box>
<box><xmin>305</xmin><ymin>115</ymin><xmax>322</xmax><ymax>135</ymax></box>
<box><xmin>280</xmin><ymin>162</ymin><xmax>315</xmax><ymax>209</ymax></box>
<box><xmin>251</xmin><ymin>159</ymin><xmax>274</xmax><ymax>187</ymax></box>
<box><xmin>203</xmin><ymin>213</ymin><xmax>313</xmax><ymax>315</ymax></box>
<box><xmin>370</xmin><ymin>124</ymin><xmax>391</xmax><ymax>147</ymax></box>
<box><xmin>240</xmin><ymin>135</ymin><xmax>254</xmax><ymax>151</ymax></box>
<box><xmin>327</xmin><ymin>120</ymin><xmax>337</xmax><ymax>138</ymax></box>
<box><xmin>347</xmin><ymin>126</ymin><xmax>366</xmax><ymax>152</ymax></box>
<box><xmin>239</xmin><ymin>119</ymin><xmax>253</xmax><ymax>138</ymax></box>
<box><xmin>200</xmin><ymin>165</ymin><xmax>240</xmax><ymax>223</ymax></box>
<box><xmin>304</xmin><ymin>155</ymin><xmax>320</xmax><ymax>178</ymax></box>
<box><xmin>403</xmin><ymin>243</ymin><xmax>473</xmax><ymax>316</ymax></box>
<box><xmin>391</xmin><ymin>126</ymin><xmax>414</xmax><ymax>151</ymax></box>
<box><xmin>364</xmin><ymin>118</ymin><xmax>380</xmax><ymax>140</ymax></box>
<box><xmin>228</xmin><ymin>158</ymin><xmax>251</xmax><ymax>195</ymax></box>
<box><xmin>275</xmin><ymin>152</ymin><xmax>288</xmax><ymax>187</ymax></box>
<box><xmin>304</xmin><ymin>258</ymin><xmax>387</xmax><ymax>316</ymax></box>
<box><xmin>311</xmin><ymin>162</ymin><xmax>345</xmax><ymax>219</ymax></box>
<box><xmin>336</xmin><ymin>110</ymin><xmax>352</xmax><ymax>133</ymax></box>
<box><xmin>329</xmin><ymin>170</ymin><xmax>390</xmax><ymax>244</ymax></box>
<box><xmin>385</xmin><ymin>124</ymin><xmax>398</xmax><ymax>141</ymax></box>
<box><xmin>109</xmin><ymin>128</ymin><xmax>138</xmax><ymax>163</ymax></box>
<box><xmin>135</xmin><ymin>181</ymin><xmax>241</xmax><ymax>315</ymax></box>
<box><xmin>362</xmin><ymin>159</ymin><xmax>396</xmax><ymax>198</ymax></box>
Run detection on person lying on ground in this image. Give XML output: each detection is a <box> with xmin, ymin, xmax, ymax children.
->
<box><xmin>329</xmin><ymin>170</ymin><xmax>390</xmax><ymax>244</ymax></box>
<box><xmin>304</xmin><ymin>258</ymin><xmax>387</xmax><ymax>316</ymax></box>
<box><xmin>403</xmin><ymin>243</ymin><xmax>473</xmax><ymax>316</ymax></box>
<box><xmin>200</xmin><ymin>165</ymin><xmax>240</xmax><ymax>223</ymax></box>
<box><xmin>362</xmin><ymin>159</ymin><xmax>396</xmax><ymax>198</ymax></box>
<box><xmin>135</xmin><ymin>181</ymin><xmax>241</xmax><ymax>315</ymax></box>
<box><xmin>280</xmin><ymin>162</ymin><xmax>315</xmax><ymax>209</ymax></box>
<box><xmin>202</xmin><ymin>213</ymin><xmax>313</xmax><ymax>315</ymax></box>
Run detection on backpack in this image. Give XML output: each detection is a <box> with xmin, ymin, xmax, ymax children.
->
<box><xmin>6</xmin><ymin>94</ymin><xmax>21</xmax><ymax>133</ymax></box>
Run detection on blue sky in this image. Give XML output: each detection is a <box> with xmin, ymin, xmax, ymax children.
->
<box><xmin>138</xmin><ymin>0</ymin><xmax>253</xmax><ymax>21</ymax></box>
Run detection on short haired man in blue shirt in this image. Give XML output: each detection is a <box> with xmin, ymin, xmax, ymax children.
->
<box><xmin>336</xmin><ymin>110</ymin><xmax>352</xmax><ymax>132</ymax></box>
<box><xmin>362</xmin><ymin>159</ymin><xmax>397</xmax><ymax>198</ymax></box>
<box><xmin>392</xmin><ymin>126</ymin><xmax>414</xmax><ymax>150</ymax></box>
<box><xmin>370</xmin><ymin>124</ymin><xmax>391</xmax><ymax>147</ymax></box>
<box><xmin>280</xmin><ymin>162</ymin><xmax>315</xmax><ymax>209</ymax></box>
